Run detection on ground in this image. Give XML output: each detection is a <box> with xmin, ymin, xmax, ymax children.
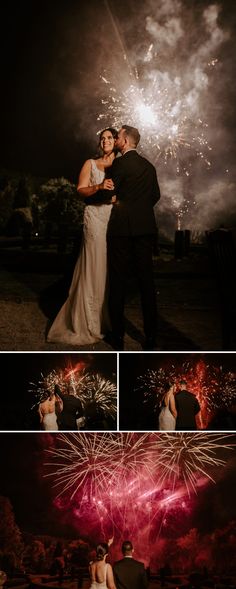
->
<box><xmin>0</xmin><ymin>242</ymin><xmax>223</xmax><ymax>351</ymax></box>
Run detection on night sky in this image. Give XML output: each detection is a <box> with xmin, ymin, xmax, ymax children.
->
<box><xmin>1</xmin><ymin>0</ymin><xmax>126</xmax><ymax>179</ymax></box>
<box><xmin>0</xmin><ymin>434</ymin><xmax>58</xmax><ymax>537</ymax></box>
<box><xmin>0</xmin><ymin>352</ymin><xmax>117</xmax><ymax>430</ymax></box>
<box><xmin>1</xmin><ymin>0</ymin><xmax>236</xmax><ymax>237</ymax></box>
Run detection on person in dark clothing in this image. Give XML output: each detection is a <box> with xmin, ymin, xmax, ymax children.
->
<box><xmin>105</xmin><ymin>124</ymin><xmax>161</xmax><ymax>351</ymax></box>
<box><xmin>175</xmin><ymin>380</ymin><xmax>200</xmax><ymax>430</ymax></box>
<box><xmin>113</xmin><ymin>540</ymin><xmax>148</xmax><ymax>589</ymax></box>
<box><xmin>55</xmin><ymin>384</ymin><xmax>83</xmax><ymax>430</ymax></box>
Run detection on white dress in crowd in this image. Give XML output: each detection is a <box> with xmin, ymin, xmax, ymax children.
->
<box><xmin>89</xmin><ymin>563</ymin><xmax>109</xmax><ymax>589</ymax></box>
<box><xmin>158</xmin><ymin>394</ymin><xmax>176</xmax><ymax>431</ymax></box>
<box><xmin>42</xmin><ymin>412</ymin><xmax>58</xmax><ymax>431</ymax></box>
<box><xmin>47</xmin><ymin>160</ymin><xmax>112</xmax><ymax>345</ymax></box>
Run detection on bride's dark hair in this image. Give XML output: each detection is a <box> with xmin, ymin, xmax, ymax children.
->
<box><xmin>96</xmin><ymin>127</ymin><xmax>118</xmax><ymax>157</ymax></box>
<box><xmin>159</xmin><ymin>381</ymin><xmax>175</xmax><ymax>404</ymax></box>
<box><xmin>96</xmin><ymin>543</ymin><xmax>109</xmax><ymax>561</ymax></box>
<box><xmin>98</xmin><ymin>127</ymin><xmax>118</xmax><ymax>143</ymax></box>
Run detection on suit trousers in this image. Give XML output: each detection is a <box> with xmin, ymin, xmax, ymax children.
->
<box><xmin>107</xmin><ymin>234</ymin><xmax>157</xmax><ymax>339</ymax></box>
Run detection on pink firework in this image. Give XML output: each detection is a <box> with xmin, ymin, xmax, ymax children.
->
<box><xmin>43</xmin><ymin>432</ymin><xmax>235</xmax><ymax>548</ymax></box>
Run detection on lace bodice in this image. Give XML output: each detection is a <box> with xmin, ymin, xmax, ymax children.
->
<box><xmin>89</xmin><ymin>159</ymin><xmax>105</xmax><ymax>185</ymax></box>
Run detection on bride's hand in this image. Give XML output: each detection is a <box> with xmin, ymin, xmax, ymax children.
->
<box><xmin>101</xmin><ymin>178</ymin><xmax>114</xmax><ymax>190</ymax></box>
<box><xmin>108</xmin><ymin>537</ymin><xmax>114</xmax><ymax>546</ymax></box>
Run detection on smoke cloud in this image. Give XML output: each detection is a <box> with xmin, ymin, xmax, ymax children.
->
<box><xmin>60</xmin><ymin>0</ymin><xmax>235</xmax><ymax>239</ymax></box>
<box><xmin>2</xmin><ymin>0</ymin><xmax>235</xmax><ymax>239</ymax></box>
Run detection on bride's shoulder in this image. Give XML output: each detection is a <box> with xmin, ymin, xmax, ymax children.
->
<box><xmin>80</xmin><ymin>159</ymin><xmax>93</xmax><ymax>174</ymax></box>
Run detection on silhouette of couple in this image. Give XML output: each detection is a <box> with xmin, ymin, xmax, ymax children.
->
<box><xmin>38</xmin><ymin>383</ymin><xmax>83</xmax><ymax>431</ymax></box>
<box><xmin>89</xmin><ymin>540</ymin><xmax>147</xmax><ymax>589</ymax></box>
<box><xmin>47</xmin><ymin>125</ymin><xmax>160</xmax><ymax>351</ymax></box>
<box><xmin>158</xmin><ymin>380</ymin><xmax>201</xmax><ymax>431</ymax></box>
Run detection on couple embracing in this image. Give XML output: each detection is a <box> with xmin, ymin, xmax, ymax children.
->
<box><xmin>89</xmin><ymin>540</ymin><xmax>148</xmax><ymax>589</ymax></box>
<box><xmin>158</xmin><ymin>379</ymin><xmax>201</xmax><ymax>431</ymax></box>
<box><xmin>47</xmin><ymin>125</ymin><xmax>160</xmax><ymax>351</ymax></box>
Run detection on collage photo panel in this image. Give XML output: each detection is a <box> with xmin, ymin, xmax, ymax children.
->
<box><xmin>1</xmin><ymin>0</ymin><xmax>236</xmax><ymax>588</ymax></box>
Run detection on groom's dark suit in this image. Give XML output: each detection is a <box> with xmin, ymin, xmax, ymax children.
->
<box><xmin>175</xmin><ymin>390</ymin><xmax>200</xmax><ymax>430</ymax></box>
<box><xmin>54</xmin><ymin>385</ymin><xmax>83</xmax><ymax>430</ymax></box>
<box><xmin>107</xmin><ymin>149</ymin><xmax>160</xmax><ymax>347</ymax></box>
<box><xmin>113</xmin><ymin>556</ymin><xmax>148</xmax><ymax>589</ymax></box>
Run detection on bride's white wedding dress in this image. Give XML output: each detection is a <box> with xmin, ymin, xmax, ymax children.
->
<box><xmin>47</xmin><ymin>160</ymin><xmax>112</xmax><ymax>345</ymax></box>
<box><xmin>89</xmin><ymin>563</ymin><xmax>109</xmax><ymax>589</ymax></box>
<box><xmin>159</xmin><ymin>400</ymin><xmax>176</xmax><ymax>431</ymax></box>
<box><xmin>42</xmin><ymin>412</ymin><xmax>58</xmax><ymax>431</ymax></box>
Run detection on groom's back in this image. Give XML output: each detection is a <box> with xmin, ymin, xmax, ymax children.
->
<box><xmin>113</xmin><ymin>557</ymin><xmax>148</xmax><ymax>589</ymax></box>
<box><xmin>108</xmin><ymin>150</ymin><xmax>160</xmax><ymax>236</ymax></box>
<box><xmin>175</xmin><ymin>390</ymin><xmax>200</xmax><ymax>430</ymax></box>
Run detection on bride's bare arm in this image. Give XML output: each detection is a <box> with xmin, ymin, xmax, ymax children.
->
<box><xmin>38</xmin><ymin>405</ymin><xmax>43</xmax><ymax>423</ymax></box>
<box><xmin>77</xmin><ymin>160</ymin><xmax>114</xmax><ymax>198</ymax></box>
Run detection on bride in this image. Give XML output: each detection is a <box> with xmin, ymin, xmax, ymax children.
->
<box><xmin>47</xmin><ymin>127</ymin><xmax>117</xmax><ymax>346</ymax></box>
<box><xmin>89</xmin><ymin>543</ymin><xmax>116</xmax><ymax>589</ymax></box>
<box><xmin>158</xmin><ymin>382</ymin><xmax>177</xmax><ymax>431</ymax></box>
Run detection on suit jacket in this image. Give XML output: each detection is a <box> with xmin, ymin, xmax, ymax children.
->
<box><xmin>175</xmin><ymin>390</ymin><xmax>201</xmax><ymax>430</ymax></box>
<box><xmin>113</xmin><ymin>557</ymin><xmax>148</xmax><ymax>589</ymax></box>
<box><xmin>55</xmin><ymin>385</ymin><xmax>83</xmax><ymax>429</ymax></box>
<box><xmin>106</xmin><ymin>150</ymin><xmax>160</xmax><ymax>236</ymax></box>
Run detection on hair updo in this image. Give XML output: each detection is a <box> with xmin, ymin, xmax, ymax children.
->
<box><xmin>99</xmin><ymin>127</ymin><xmax>118</xmax><ymax>142</ymax></box>
<box><xmin>96</xmin><ymin>543</ymin><xmax>109</xmax><ymax>561</ymax></box>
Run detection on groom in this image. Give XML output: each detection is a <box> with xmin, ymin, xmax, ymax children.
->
<box><xmin>105</xmin><ymin>124</ymin><xmax>160</xmax><ymax>351</ymax></box>
<box><xmin>175</xmin><ymin>380</ymin><xmax>201</xmax><ymax>430</ymax></box>
<box><xmin>54</xmin><ymin>383</ymin><xmax>84</xmax><ymax>430</ymax></box>
<box><xmin>113</xmin><ymin>540</ymin><xmax>148</xmax><ymax>589</ymax></box>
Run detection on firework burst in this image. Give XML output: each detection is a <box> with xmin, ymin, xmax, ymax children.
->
<box><xmin>97</xmin><ymin>1</ymin><xmax>228</xmax><ymax>175</ymax></box>
<box><xmin>150</xmin><ymin>432</ymin><xmax>235</xmax><ymax>496</ymax></box>
<box><xmin>44</xmin><ymin>432</ymin><xmax>151</xmax><ymax>499</ymax></box>
<box><xmin>135</xmin><ymin>366</ymin><xmax>177</xmax><ymax>409</ymax></box>
<box><xmin>98</xmin><ymin>73</ymin><xmax>212</xmax><ymax>175</ymax></box>
<box><xmin>78</xmin><ymin>373</ymin><xmax>117</xmax><ymax>420</ymax></box>
<box><xmin>43</xmin><ymin>432</ymin><xmax>236</xmax><ymax>551</ymax></box>
<box><xmin>135</xmin><ymin>358</ymin><xmax>236</xmax><ymax>429</ymax></box>
<box><xmin>29</xmin><ymin>370</ymin><xmax>62</xmax><ymax>408</ymax></box>
<box><xmin>97</xmin><ymin>1</ymin><xmax>230</xmax><ymax>233</ymax></box>
<box><xmin>29</xmin><ymin>365</ymin><xmax>117</xmax><ymax>424</ymax></box>
<box><xmin>44</xmin><ymin>432</ymin><xmax>235</xmax><ymax>543</ymax></box>
<box><xmin>44</xmin><ymin>432</ymin><xmax>120</xmax><ymax>501</ymax></box>
<box><xmin>44</xmin><ymin>432</ymin><xmax>152</xmax><ymax>537</ymax></box>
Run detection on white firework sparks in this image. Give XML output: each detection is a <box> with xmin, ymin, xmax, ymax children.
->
<box><xmin>150</xmin><ymin>432</ymin><xmax>235</xmax><ymax>495</ymax></box>
<box><xmin>44</xmin><ymin>432</ymin><xmax>235</xmax><ymax>499</ymax></box>
<box><xmin>98</xmin><ymin>74</ymin><xmax>211</xmax><ymax>174</ymax></box>
<box><xmin>29</xmin><ymin>367</ymin><xmax>117</xmax><ymax>422</ymax></box>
